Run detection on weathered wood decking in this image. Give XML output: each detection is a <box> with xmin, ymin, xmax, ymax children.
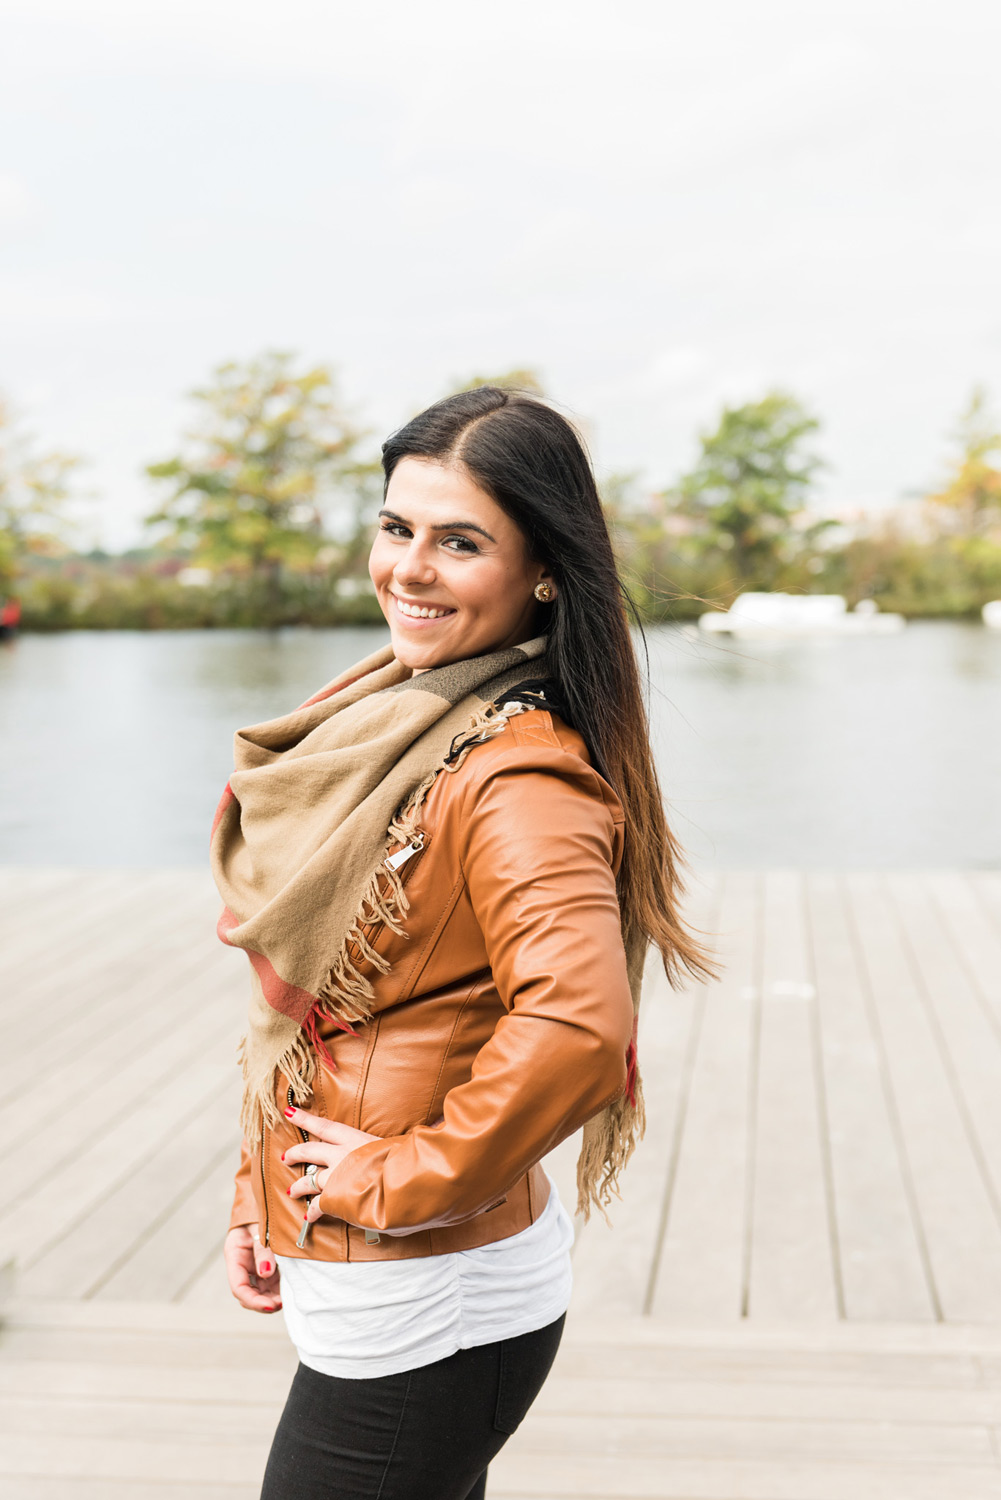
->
<box><xmin>3</xmin><ymin>866</ymin><xmax>1001</xmax><ymax>1497</ymax></box>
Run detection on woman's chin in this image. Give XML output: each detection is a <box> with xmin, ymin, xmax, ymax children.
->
<box><xmin>390</xmin><ymin>633</ymin><xmax>457</xmax><ymax>673</ymax></box>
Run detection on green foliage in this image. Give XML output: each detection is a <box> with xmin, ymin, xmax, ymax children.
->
<box><xmin>0</xmin><ymin>397</ymin><xmax>81</xmax><ymax>590</ymax></box>
<box><xmin>925</xmin><ymin>386</ymin><xmax>1001</xmax><ymax>538</ymax></box>
<box><xmin>10</xmin><ymin>368</ymin><xmax>1001</xmax><ymax>631</ymax></box>
<box><xmin>676</xmin><ymin>392</ymin><xmax>827</xmax><ymax>586</ymax></box>
<box><xmin>144</xmin><ymin>352</ymin><xmax>380</xmax><ymax>597</ymax></box>
<box><xmin>17</xmin><ymin>554</ymin><xmax>385</xmax><ymax>631</ymax></box>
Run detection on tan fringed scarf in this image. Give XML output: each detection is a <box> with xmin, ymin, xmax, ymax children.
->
<box><xmin>210</xmin><ymin>634</ymin><xmax>646</xmax><ymax>1217</ymax></box>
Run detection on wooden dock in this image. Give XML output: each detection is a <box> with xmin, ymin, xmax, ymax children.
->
<box><xmin>3</xmin><ymin>866</ymin><xmax>1001</xmax><ymax>1497</ymax></box>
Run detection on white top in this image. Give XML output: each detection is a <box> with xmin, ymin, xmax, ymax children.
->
<box><xmin>276</xmin><ymin>1176</ymin><xmax>574</xmax><ymax>1380</ymax></box>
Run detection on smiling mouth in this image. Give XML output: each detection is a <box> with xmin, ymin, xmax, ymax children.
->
<box><xmin>392</xmin><ymin>596</ymin><xmax>457</xmax><ymax>622</ymax></box>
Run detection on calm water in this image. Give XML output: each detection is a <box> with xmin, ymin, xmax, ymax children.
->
<box><xmin>1</xmin><ymin>623</ymin><xmax>998</xmax><ymax>869</ymax></box>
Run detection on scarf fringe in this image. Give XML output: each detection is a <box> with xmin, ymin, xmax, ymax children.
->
<box><xmin>287</xmin><ymin>699</ymin><xmax>536</xmax><ymax>1077</ymax></box>
<box><xmin>239</xmin><ymin>1031</ymin><xmax>318</xmax><ymax>1141</ymax></box>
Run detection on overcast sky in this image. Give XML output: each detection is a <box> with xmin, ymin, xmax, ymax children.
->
<box><xmin>2</xmin><ymin>0</ymin><xmax>1000</xmax><ymax>548</ymax></box>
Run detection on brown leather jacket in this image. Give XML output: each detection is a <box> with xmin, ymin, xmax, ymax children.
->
<box><xmin>228</xmin><ymin>706</ymin><xmax>634</xmax><ymax>1261</ymax></box>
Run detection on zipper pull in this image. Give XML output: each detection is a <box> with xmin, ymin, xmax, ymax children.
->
<box><xmin>384</xmin><ymin>832</ymin><xmax>425</xmax><ymax>871</ymax></box>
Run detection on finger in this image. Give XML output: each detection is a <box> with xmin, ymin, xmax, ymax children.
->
<box><xmin>288</xmin><ymin>1177</ymin><xmax>319</xmax><ymax>1201</ymax></box>
<box><xmin>226</xmin><ymin>1252</ymin><xmax>282</xmax><ymax>1314</ymax></box>
<box><xmin>283</xmin><ymin>1109</ymin><xmax>374</xmax><ymax>1147</ymax></box>
<box><xmin>281</xmin><ymin>1142</ymin><xmax>337</xmax><ymax>1170</ymax></box>
<box><xmin>253</xmin><ymin>1243</ymin><xmax>277</xmax><ymax>1280</ymax></box>
<box><xmin>288</xmin><ymin>1166</ymin><xmax>331</xmax><ymax>1201</ymax></box>
<box><xmin>283</xmin><ymin>1106</ymin><xmax>341</xmax><ymax>1141</ymax></box>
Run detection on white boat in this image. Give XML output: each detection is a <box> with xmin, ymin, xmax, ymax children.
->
<box><xmin>983</xmin><ymin>600</ymin><xmax>1001</xmax><ymax>629</ymax></box>
<box><xmin>698</xmin><ymin>592</ymin><xmax>906</xmax><ymax>637</ymax></box>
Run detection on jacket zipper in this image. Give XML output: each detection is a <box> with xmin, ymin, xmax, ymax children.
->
<box><xmin>290</xmin><ymin>1083</ymin><xmax>315</xmax><ymax>1249</ymax></box>
<box><xmin>383</xmin><ymin>831</ymin><xmax>426</xmax><ymax>872</ymax></box>
<box><xmin>259</xmin><ymin>1120</ymin><xmax>271</xmax><ymax>1246</ymax></box>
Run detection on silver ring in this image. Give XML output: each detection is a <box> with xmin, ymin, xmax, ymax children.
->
<box><xmin>305</xmin><ymin>1164</ymin><xmax>319</xmax><ymax>1189</ymax></box>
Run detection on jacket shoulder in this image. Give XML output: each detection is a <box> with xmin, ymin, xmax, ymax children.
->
<box><xmin>458</xmin><ymin>708</ymin><xmax>625</xmax><ymax>826</ymax></box>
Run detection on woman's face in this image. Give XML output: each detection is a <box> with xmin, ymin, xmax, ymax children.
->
<box><xmin>369</xmin><ymin>457</ymin><xmax>556</xmax><ymax>673</ymax></box>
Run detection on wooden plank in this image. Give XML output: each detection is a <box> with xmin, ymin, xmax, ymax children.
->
<box><xmin>972</xmin><ymin>873</ymin><xmax>1001</xmax><ymax>937</ymax></box>
<box><xmin>747</xmin><ymin>871</ymin><xmax>838</xmax><ymax>1321</ymax></box>
<box><xmin>0</xmin><ymin>870</ymin><xmax>204</xmax><ymax>995</ymax></box>
<box><xmin>0</xmin><ymin>1483</ymin><xmax>258</xmax><ymax>1500</ymax></box>
<box><xmin>0</xmin><ymin>1047</ymin><xmax>237</xmax><ymax>1276</ymax></box>
<box><xmin>0</xmin><ymin>875</ymin><xmax>220</xmax><ymax>1031</ymax></box>
<box><xmin>488</xmin><ymin>1452</ymin><xmax>1001</xmax><ymax>1499</ymax></box>
<box><xmin>0</xmin><ymin>899</ymin><xmax>234</xmax><ymax>1100</ymax></box>
<box><xmin>94</xmin><ymin>1142</ymin><xmax>242</xmax><ymax>1304</ymax></box>
<box><xmin>888</xmin><ymin>873</ymin><xmax>1001</xmax><ymax>1229</ymax></box>
<box><xmin>18</xmin><ymin>1083</ymin><xmax>241</xmax><ymax>1301</ymax></box>
<box><xmin>570</xmin><ymin>874</ymin><xmax>720</xmax><ymax>1318</ymax></box>
<box><xmin>651</xmin><ymin>871</ymin><xmax>757</xmax><ymax>1321</ymax></box>
<box><xmin>847</xmin><ymin>874</ymin><xmax>1001</xmax><ymax>1322</ymax></box>
<box><xmin>929</xmin><ymin>872</ymin><xmax>1001</xmax><ymax>1020</ymax></box>
<box><xmin>176</xmin><ymin>1238</ymin><xmax>237</xmax><ymax>1308</ymax></box>
<box><xmin>0</xmin><ymin>1401</ymin><xmax>994</xmax><ymax>1464</ymax></box>
<box><xmin>806</xmin><ymin>873</ymin><xmax>934</xmax><ymax>1321</ymax></box>
<box><xmin>0</xmin><ymin>948</ymin><xmax>241</xmax><ymax>1156</ymax></box>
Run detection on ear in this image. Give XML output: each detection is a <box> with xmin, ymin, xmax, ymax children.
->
<box><xmin>535</xmin><ymin>571</ymin><xmax>557</xmax><ymax>601</ymax></box>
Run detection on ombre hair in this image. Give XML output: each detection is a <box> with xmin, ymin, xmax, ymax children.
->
<box><xmin>381</xmin><ymin>386</ymin><xmax>715</xmax><ymax>991</ymax></box>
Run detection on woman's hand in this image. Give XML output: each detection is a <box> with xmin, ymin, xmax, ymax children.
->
<box><xmin>224</xmin><ymin>1223</ymin><xmax>282</xmax><ymax>1313</ymax></box>
<box><xmin>283</xmin><ymin>1107</ymin><xmax>380</xmax><ymax>1225</ymax></box>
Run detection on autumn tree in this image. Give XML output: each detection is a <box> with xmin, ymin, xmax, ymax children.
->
<box><xmin>145</xmin><ymin>352</ymin><xmax>378</xmax><ymax>603</ymax></box>
<box><xmin>926</xmin><ymin>386</ymin><xmax>1001</xmax><ymax>538</ymax></box>
<box><xmin>677</xmin><ymin>392</ymin><xmax>827</xmax><ymax>587</ymax></box>
<box><xmin>0</xmin><ymin>396</ymin><xmax>81</xmax><ymax>591</ymax></box>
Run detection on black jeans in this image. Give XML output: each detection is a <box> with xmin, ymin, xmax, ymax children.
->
<box><xmin>260</xmin><ymin>1314</ymin><xmax>565</xmax><ymax>1500</ymax></box>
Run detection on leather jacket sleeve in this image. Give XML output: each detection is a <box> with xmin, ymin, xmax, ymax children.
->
<box><xmin>318</xmin><ymin>739</ymin><xmax>634</xmax><ymax>1235</ymax></box>
<box><xmin>229</xmin><ymin>1136</ymin><xmax>259</xmax><ymax>1232</ymax></box>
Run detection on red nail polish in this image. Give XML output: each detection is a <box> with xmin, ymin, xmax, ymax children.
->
<box><xmin>283</xmin><ymin>1107</ymin><xmax>295</xmax><ymax>1118</ymax></box>
<box><xmin>260</xmin><ymin>1261</ymin><xmax>272</xmax><ymax>1274</ymax></box>
<box><xmin>286</xmin><ymin>1187</ymin><xmax>290</xmax><ymax>1195</ymax></box>
<box><xmin>280</xmin><ymin>1151</ymin><xmax>286</xmax><ymax>1161</ymax></box>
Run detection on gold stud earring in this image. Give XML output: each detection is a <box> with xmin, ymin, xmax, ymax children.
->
<box><xmin>534</xmin><ymin>581</ymin><xmax>554</xmax><ymax>602</ymax></box>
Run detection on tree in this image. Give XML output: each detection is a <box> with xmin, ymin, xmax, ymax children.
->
<box><xmin>926</xmin><ymin>386</ymin><xmax>1001</xmax><ymax>538</ymax></box>
<box><xmin>0</xmin><ymin>396</ymin><xmax>81</xmax><ymax>591</ymax></box>
<box><xmin>677</xmin><ymin>392</ymin><xmax>826</xmax><ymax>587</ymax></box>
<box><xmin>145</xmin><ymin>352</ymin><xmax>378</xmax><ymax>603</ymax></box>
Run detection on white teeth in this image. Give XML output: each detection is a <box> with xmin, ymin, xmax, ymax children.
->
<box><xmin>395</xmin><ymin>598</ymin><xmax>453</xmax><ymax>619</ymax></box>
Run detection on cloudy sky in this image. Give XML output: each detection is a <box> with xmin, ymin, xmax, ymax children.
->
<box><xmin>2</xmin><ymin>0</ymin><xmax>1000</xmax><ymax>547</ymax></box>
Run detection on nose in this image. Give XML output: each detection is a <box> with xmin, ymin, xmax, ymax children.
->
<box><xmin>393</xmin><ymin>536</ymin><xmax>437</xmax><ymax>588</ymax></box>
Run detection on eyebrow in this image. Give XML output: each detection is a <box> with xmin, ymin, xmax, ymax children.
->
<box><xmin>378</xmin><ymin>508</ymin><xmax>497</xmax><ymax>544</ymax></box>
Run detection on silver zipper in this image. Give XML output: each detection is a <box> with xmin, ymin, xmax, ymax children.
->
<box><xmin>384</xmin><ymin>832</ymin><xmax>426</xmax><ymax>871</ymax></box>
<box><xmin>289</xmin><ymin>1083</ymin><xmax>313</xmax><ymax>1250</ymax></box>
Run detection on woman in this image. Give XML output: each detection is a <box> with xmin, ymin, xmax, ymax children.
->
<box><xmin>217</xmin><ymin>387</ymin><xmax>710</xmax><ymax>1499</ymax></box>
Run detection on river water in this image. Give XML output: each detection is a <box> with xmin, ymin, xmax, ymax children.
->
<box><xmin>1</xmin><ymin>622</ymin><xmax>998</xmax><ymax>869</ymax></box>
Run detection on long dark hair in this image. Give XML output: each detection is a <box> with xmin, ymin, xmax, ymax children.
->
<box><xmin>381</xmin><ymin>386</ymin><xmax>713</xmax><ymax>988</ymax></box>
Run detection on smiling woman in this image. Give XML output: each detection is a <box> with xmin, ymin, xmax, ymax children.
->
<box><xmin>217</xmin><ymin>385</ymin><xmax>714</xmax><ymax>1500</ymax></box>
<box><xmin>370</xmin><ymin>456</ymin><xmax>557</xmax><ymax>671</ymax></box>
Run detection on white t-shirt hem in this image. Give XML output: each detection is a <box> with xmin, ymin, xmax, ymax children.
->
<box><xmin>295</xmin><ymin>1288</ymin><xmax>572</xmax><ymax>1381</ymax></box>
